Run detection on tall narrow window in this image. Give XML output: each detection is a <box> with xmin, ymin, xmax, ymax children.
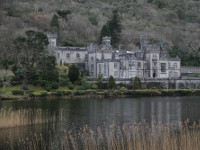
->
<box><xmin>174</xmin><ymin>63</ymin><xmax>177</xmax><ymax>69</ymax></box>
<box><xmin>161</xmin><ymin>63</ymin><xmax>166</xmax><ymax>73</ymax></box>
<box><xmin>114</xmin><ymin>63</ymin><xmax>118</xmax><ymax>68</ymax></box>
<box><xmin>137</xmin><ymin>62</ymin><xmax>141</xmax><ymax>68</ymax></box>
<box><xmin>76</xmin><ymin>53</ymin><xmax>80</xmax><ymax>58</ymax></box>
<box><xmin>99</xmin><ymin>64</ymin><xmax>102</xmax><ymax>74</ymax></box>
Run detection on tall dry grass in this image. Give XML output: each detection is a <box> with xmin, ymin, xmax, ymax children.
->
<box><xmin>1</xmin><ymin>121</ymin><xmax>200</xmax><ymax>150</ymax></box>
<box><xmin>0</xmin><ymin>108</ymin><xmax>57</xmax><ymax>129</ymax></box>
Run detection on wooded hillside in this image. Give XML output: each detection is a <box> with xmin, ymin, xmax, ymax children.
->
<box><xmin>0</xmin><ymin>0</ymin><xmax>200</xmax><ymax>65</ymax></box>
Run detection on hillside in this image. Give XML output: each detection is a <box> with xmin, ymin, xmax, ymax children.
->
<box><xmin>0</xmin><ymin>0</ymin><xmax>200</xmax><ymax>65</ymax></box>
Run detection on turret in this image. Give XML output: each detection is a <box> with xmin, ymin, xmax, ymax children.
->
<box><xmin>140</xmin><ymin>35</ymin><xmax>148</xmax><ymax>50</ymax></box>
<box><xmin>47</xmin><ymin>33</ymin><xmax>57</xmax><ymax>47</ymax></box>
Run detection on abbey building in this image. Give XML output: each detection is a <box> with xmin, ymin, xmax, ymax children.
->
<box><xmin>47</xmin><ymin>34</ymin><xmax>181</xmax><ymax>79</ymax></box>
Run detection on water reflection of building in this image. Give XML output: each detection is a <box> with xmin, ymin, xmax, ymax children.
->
<box><xmin>59</xmin><ymin>98</ymin><xmax>182</xmax><ymax>129</ymax></box>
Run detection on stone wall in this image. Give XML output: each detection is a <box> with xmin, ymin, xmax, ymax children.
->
<box><xmin>181</xmin><ymin>66</ymin><xmax>200</xmax><ymax>73</ymax></box>
<box><xmin>87</xmin><ymin>77</ymin><xmax>200</xmax><ymax>89</ymax></box>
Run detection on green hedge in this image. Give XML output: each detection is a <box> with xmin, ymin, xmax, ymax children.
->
<box><xmin>12</xmin><ymin>90</ymin><xmax>24</xmax><ymax>95</ymax></box>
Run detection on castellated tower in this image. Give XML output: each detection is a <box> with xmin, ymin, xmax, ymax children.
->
<box><xmin>47</xmin><ymin>33</ymin><xmax>57</xmax><ymax>47</ymax></box>
<box><xmin>140</xmin><ymin>35</ymin><xmax>148</xmax><ymax>50</ymax></box>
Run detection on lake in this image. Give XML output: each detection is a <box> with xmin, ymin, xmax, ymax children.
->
<box><xmin>0</xmin><ymin>96</ymin><xmax>200</xmax><ymax>149</ymax></box>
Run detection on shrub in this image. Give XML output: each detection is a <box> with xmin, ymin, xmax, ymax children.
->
<box><xmin>97</xmin><ymin>74</ymin><xmax>103</xmax><ymax>89</ymax></box>
<box><xmin>11</xmin><ymin>76</ymin><xmax>22</xmax><ymax>86</ymax></box>
<box><xmin>39</xmin><ymin>80</ymin><xmax>47</xmax><ymax>87</ymax></box>
<box><xmin>63</xmin><ymin>90</ymin><xmax>72</xmax><ymax>95</ymax></box>
<box><xmin>74</xmin><ymin>90</ymin><xmax>87</xmax><ymax>96</ymax></box>
<box><xmin>91</xmin><ymin>83</ymin><xmax>98</xmax><ymax>89</ymax></box>
<box><xmin>77</xmin><ymin>79</ymin><xmax>91</xmax><ymax>90</ymax></box>
<box><xmin>68</xmin><ymin>64</ymin><xmax>80</xmax><ymax>83</ymax></box>
<box><xmin>51</xmin><ymin>91</ymin><xmax>63</xmax><ymax>96</ymax></box>
<box><xmin>45</xmin><ymin>83</ymin><xmax>52</xmax><ymax>92</ymax></box>
<box><xmin>40</xmin><ymin>91</ymin><xmax>48</xmax><ymax>97</ymax></box>
<box><xmin>51</xmin><ymin>82</ymin><xmax>59</xmax><ymax>89</ymax></box>
<box><xmin>6</xmin><ymin>8</ymin><xmax>21</xmax><ymax>17</ymax></box>
<box><xmin>60</xmin><ymin>78</ymin><xmax>70</xmax><ymax>86</ymax></box>
<box><xmin>12</xmin><ymin>90</ymin><xmax>24</xmax><ymax>95</ymax></box>
<box><xmin>68</xmin><ymin>83</ymin><xmax>74</xmax><ymax>90</ymax></box>
<box><xmin>31</xmin><ymin>80</ymin><xmax>39</xmax><ymax>86</ymax></box>
<box><xmin>0</xmin><ymin>81</ymin><xmax>3</xmax><ymax>87</ymax></box>
<box><xmin>88</xmin><ymin>15</ymin><xmax>98</xmax><ymax>26</ymax></box>
<box><xmin>132</xmin><ymin>77</ymin><xmax>141</xmax><ymax>89</ymax></box>
<box><xmin>178</xmin><ymin>89</ymin><xmax>193</xmax><ymax>96</ymax></box>
<box><xmin>108</xmin><ymin>76</ymin><xmax>116</xmax><ymax>89</ymax></box>
<box><xmin>28</xmin><ymin>92</ymin><xmax>35</xmax><ymax>97</ymax></box>
<box><xmin>119</xmin><ymin>87</ymin><xmax>127</xmax><ymax>93</ymax></box>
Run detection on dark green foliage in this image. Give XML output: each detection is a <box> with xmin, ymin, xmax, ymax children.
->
<box><xmin>169</xmin><ymin>46</ymin><xmax>200</xmax><ymax>66</ymax></box>
<box><xmin>147</xmin><ymin>0</ymin><xmax>154</xmax><ymax>3</ymax></box>
<box><xmin>13</xmin><ymin>30</ymin><xmax>49</xmax><ymax>90</ymax></box>
<box><xmin>51</xmin><ymin>82</ymin><xmax>59</xmax><ymax>89</ymax></box>
<box><xmin>61</xmin><ymin>39</ymin><xmax>86</xmax><ymax>47</ymax></box>
<box><xmin>0</xmin><ymin>81</ymin><xmax>3</xmax><ymax>87</ymax></box>
<box><xmin>108</xmin><ymin>9</ymin><xmax>122</xmax><ymax>47</ymax></box>
<box><xmin>68</xmin><ymin>64</ymin><xmax>80</xmax><ymax>83</ymax></box>
<box><xmin>68</xmin><ymin>83</ymin><xmax>74</xmax><ymax>90</ymax></box>
<box><xmin>12</xmin><ymin>90</ymin><xmax>24</xmax><ymax>95</ymax></box>
<box><xmin>77</xmin><ymin>79</ymin><xmax>91</xmax><ymax>90</ymax></box>
<box><xmin>99</xmin><ymin>9</ymin><xmax>121</xmax><ymax>47</ymax></box>
<box><xmin>99</xmin><ymin>24</ymin><xmax>111</xmax><ymax>44</ymax></box>
<box><xmin>108</xmin><ymin>76</ymin><xmax>116</xmax><ymax>89</ymax></box>
<box><xmin>10</xmin><ymin>76</ymin><xmax>22</xmax><ymax>86</ymax></box>
<box><xmin>38</xmin><ymin>8</ymin><xmax>43</xmax><ymax>12</ymax></box>
<box><xmin>40</xmin><ymin>91</ymin><xmax>48</xmax><ymax>97</ymax></box>
<box><xmin>88</xmin><ymin>15</ymin><xmax>98</xmax><ymax>26</ymax></box>
<box><xmin>97</xmin><ymin>74</ymin><xmax>103</xmax><ymax>89</ymax></box>
<box><xmin>38</xmin><ymin>56</ymin><xmax>59</xmax><ymax>82</ymax></box>
<box><xmin>6</xmin><ymin>8</ymin><xmax>21</xmax><ymax>17</ymax></box>
<box><xmin>45</xmin><ymin>83</ymin><xmax>52</xmax><ymax>92</ymax></box>
<box><xmin>44</xmin><ymin>81</ymin><xmax>59</xmax><ymax>91</ymax></box>
<box><xmin>56</xmin><ymin>10</ymin><xmax>71</xmax><ymax>20</ymax></box>
<box><xmin>153</xmin><ymin>0</ymin><xmax>167</xmax><ymax>9</ymax></box>
<box><xmin>50</xmin><ymin>14</ymin><xmax>59</xmax><ymax>27</ymax></box>
<box><xmin>133</xmin><ymin>77</ymin><xmax>142</xmax><ymax>89</ymax></box>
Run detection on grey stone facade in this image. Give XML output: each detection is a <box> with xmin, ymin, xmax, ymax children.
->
<box><xmin>47</xmin><ymin>34</ymin><xmax>181</xmax><ymax>79</ymax></box>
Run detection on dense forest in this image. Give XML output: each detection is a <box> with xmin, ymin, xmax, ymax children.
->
<box><xmin>0</xmin><ymin>0</ymin><xmax>200</xmax><ymax>65</ymax></box>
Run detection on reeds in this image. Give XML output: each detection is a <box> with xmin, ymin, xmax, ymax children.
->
<box><xmin>2</xmin><ymin>121</ymin><xmax>200</xmax><ymax>150</ymax></box>
<box><xmin>0</xmin><ymin>108</ymin><xmax>56</xmax><ymax>129</ymax></box>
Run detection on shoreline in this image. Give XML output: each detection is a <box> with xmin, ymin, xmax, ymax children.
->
<box><xmin>1</xmin><ymin>89</ymin><xmax>200</xmax><ymax>100</ymax></box>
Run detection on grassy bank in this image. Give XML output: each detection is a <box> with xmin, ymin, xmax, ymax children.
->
<box><xmin>1</xmin><ymin>86</ymin><xmax>200</xmax><ymax>100</ymax></box>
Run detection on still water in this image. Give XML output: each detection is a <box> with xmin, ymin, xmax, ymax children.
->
<box><xmin>0</xmin><ymin>96</ymin><xmax>200</xmax><ymax>147</ymax></box>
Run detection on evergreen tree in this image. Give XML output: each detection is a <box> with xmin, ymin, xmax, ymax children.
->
<box><xmin>108</xmin><ymin>75</ymin><xmax>116</xmax><ymax>89</ymax></box>
<box><xmin>109</xmin><ymin>9</ymin><xmax>122</xmax><ymax>48</ymax></box>
<box><xmin>56</xmin><ymin>10</ymin><xmax>71</xmax><ymax>21</ymax></box>
<box><xmin>132</xmin><ymin>77</ymin><xmax>142</xmax><ymax>89</ymax></box>
<box><xmin>50</xmin><ymin>14</ymin><xmax>59</xmax><ymax>27</ymax></box>
<box><xmin>68</xmin><ymin>64</ymin><xmax>80</xmax><ymax>83</ymax></box>
<box><xmin>97</xmin><ymin>74</ymin><xmax>103</xmax><ymax>89</ymax></box>
<box><xmin>99</xmin><ymin>24</ymin><xmax>111</xmax><ymax>44</ymax></box>
<box><xmin>38</xmin><ymin>56</ymin><xmax>59</xmax><ymax>82</ymax></box>
<box><xmin>13</xmin><ymin>30</ymin><xmax>49</xmax><ymax>90</ymax></box>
